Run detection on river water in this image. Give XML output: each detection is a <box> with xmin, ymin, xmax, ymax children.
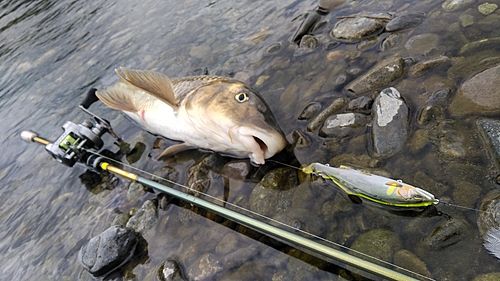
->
<box><xmin>1</xmin><ymin>0</ymin><xmax>500</xmax><ymax>280</ymax></box>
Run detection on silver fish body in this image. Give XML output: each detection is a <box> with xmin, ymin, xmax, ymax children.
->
<box><xmin>97</xmin><ymin>68</ymin><xmax>287</xmax><ymax>164</ymax></box>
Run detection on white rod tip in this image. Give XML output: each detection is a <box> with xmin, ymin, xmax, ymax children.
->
<box><xmin>20</xmin><ymin>130</ymin><xmax>38</xmax><ymax>142</ymax></box>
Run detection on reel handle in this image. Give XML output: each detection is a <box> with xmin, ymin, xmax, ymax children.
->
<box><xmin>80</xmin><ymin>88</ymin><xmax>99</xmax><ymax>109</ymax></box>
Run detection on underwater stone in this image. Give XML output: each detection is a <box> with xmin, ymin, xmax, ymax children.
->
<box><xmin>380</xmin><ymin>33</ymin><xmax>403</xmax><ymax>51</ymax></box>
<box><xmin>347</xmin><ymin>96</ymin><xmax>374</xmax><ymax>112</ymax></box>
<box><xmin>298</xmin><ymin>102</ymin><xmax>322</xmax><ymax>120</ymax></box>
<box><xmin>319</xmin><ymin>113</ymin><xmax>369</xmax><ymax>139</ymax></box>
<box><xmin>126</xmin><ymin>200</ymin><xmax>158</xmax><ymax>236</ymax></box>
<box><xmin>385</xmin><ymin>12</ymin><xmax>426</xmax><ymax>32</ymax></box>
<box><xmin>273</xmin><ymin>208</ymin><xmax>325</xmax><ymax>236</ymax></box>
<box><xmin>393</xmin><ymin>249</ymin><xmax>431</xmax><ymax>277</ymax></box>
<box><xmin>404</xmin><ymin>33</ymin><xmax>440</xmax><ymax>56</ymax></box>
<box><xmin>408</xmin><ymin>56</ymin><xmax>451</xmax><ymax>77</ymax></box>
<box><xmin>345</xmin><ymin>57</ymin><xmax>405</xmax><ymax>94</ymax></box>
<box><xmin>458</xmin><ymin>37</ymin><xmax>500</xmax><ymax>55</ymax></box>
<box><xmin>371</xmin><ymin>87</ymin><xmax>409</xmax><ymax>157</ymax></box>
<box><xmin>78</xmin><ymin>225</ymin><xmax>138</xmax><ymax>277</ymax></box>
<box><xmin>477</xmin><ymin>119</ymin><xmax>500</xmax><ymax>167</ymax></box>
<box><xmin>418</xmin><ymin>105</ymin><xmax>443</xmax><ymax>126</ymax></box>
<box><xmin>478</xmin><ymin>2</ymin><xmax>498</xmax><ymax>15</ymax></box>
<box><xmin>424</xmin><ymin>218</ymin><xmax>471</xmax><ymax>249</ymax></box>
<box><xmin>442</xmin><ymin>0</ymin><xmax>475</xmax><ymax>12</ymax></box>
<box><xmin>159</xmin><ymin>259</ymin><xmax>187</xmax><ymax>281</ymax></box>
<box><xmin>299</xmin><ymin>35</ymin><xmax>320</xmax><ymax>49</ymax></box>
<box><xmin>350</xmin><ymin>229</ymin><xmax>401</xmax><ymax>262</ymax></box>
<box><xmin>449</xmin><ymin>64</ymin><xmax>500</xmax><ymax>116</ymax></box>
<box><xmin>331</xmin><ymin>16</ymin><xmax>386</xmax><ymax>41</ymax></box>
<box><xmin>307</xmin><ymin>98</ymin><xmax>346</xmax><ymax>132</ymax></box>
<box><xmin>187</xmin><ymin>253</ymin><xmax>223</xmax><ymax>281</ymax></box>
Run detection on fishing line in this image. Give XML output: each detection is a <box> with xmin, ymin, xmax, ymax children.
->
<box><xmin>86</xmin><ymin>149</ymin><xmax>436</xmax><ymax>281</ymax></box>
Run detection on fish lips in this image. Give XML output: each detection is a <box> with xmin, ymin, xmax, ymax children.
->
<box><xmin>235</xmin><ymin>126</ymin><xmax>287</xmax><ymax>165</ymax></box>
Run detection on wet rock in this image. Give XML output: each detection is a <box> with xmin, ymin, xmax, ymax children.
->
<box><xmin>453</xmin><ymin>181</ymin><xmax>481</xmax><ymax>208</ymax></box>
<box><xmin>331</xmin><ymin>16</ymin><xmax>387</xmax><ymax>41</ymax></box>
<box><xmin>127</xmin><ymin>182</ymin><xmax>147</xmax><ymax>203</ymax></box>
<box><xmin>380</xmin><ymin>33</ymin><xmax>403</xmax><ymax>51</ymax></box>
<box><xmin>350</xmin><ymin>229</ymin><xmax>401</xmax><ymax>262</ymax></box>
<box><xmin>427</xmin><ymin>88</ymin><xmax>453</xmax><ymax>105</ymax></box>
<box><xmin>371</xmin><ymin>87</ymin><xmax>409</xmax><ymax>157</ymax></box>
<box><xmin>292</xmin><ymin>12</ymin><xmax>322</xmax><ymax>43</ymax></box>
<box><xmin>187</xmin><ymin>253</ymin><xmax>223</xmax><ymax>281</ymax></box>
<box><xmin>442</xmin><ymin>0</ymin><xmax>475</xmax><ymax>12</ymax></box>
<box><xmin>318</xmin><ymin>0</ymin><xmax>346</xmax><ymax>11</ymax></box>
<box><xmin>215</xmin><ymin>233</ymin><xmax>239</xmax><ymax>255</ymax></box>
<box><xmin>473</xmin><ymin>272</ymin><xmax>500</xmax><ymax>281</ymax></box>
<box><xmin>298</xmin><ymin>102</ymin><xmax>322</xmax><ymax>120</ymax></box>
<box><xmin>417</xmin><ymin>105</ymin><xmax>444</xmax><ymax>126</ymax></box>
<box><xmin>458</xmin><ymin>37</ymin><xmax>500</xmax><ymax>55</ymax></box>
<box><xmin>424</xmin><ymin>218</ymin><xmax>471</xmax><ymax>249</ymax></box>
<box><xmin>79</xmin><ymin>225</ymin><xmax>138</xmax><ymax>277</ymax></box>
<box><xmin>221</xmin><ymin>160</ymin><xmax>250</xmax><ymax>180</ymax></box>
<box><xmin>393</xmin><ymin>249</ymin><xmax>431</xmax><ymax>277</ymax></box>
<box><xmin>248</xmin><ymin>168</ymin><xmax>297</xmax><ymax>216</ymax></box>
<box><xmin>126</xmin><ymin>200</ymin><xmax>158</xmax><ymax>236</ymax></box>
<box><xmin>347</xmin><ymin>96</ymin><xmax>373</xmax><ymax>112</ymax></box>
<box><xmin>478</xmin><ymin>190</ymin><xmax>500</xmax><ymax>237</ymax></box>
<box><xmin>437</xmin><ymin>127</ymin><xmax>466</xmax><ymax>158</ymax></box>
<box><xmin>319</xmin><ymin>113</ymin><xmax>369</xmax><ymax>139</ymax></box>
<box><xmin>189</xmin><ymin>44</ymin><xmax>211</xmax><ymax>59</ymax></box>
<box><xmin>273</xmin><ymin>208</ymin><xmax>325</xmax><ymax>236</ymax></box>
<box><xmin>404</xmin><ymin>33</ymin><xmax>440</xmax><ymax>56</ymax></box>
<box><xmin>449</xmin><ymin>64</ymin><xmax>500</xmax><ymax>116</ymax></box>
<box><xmin>408</xmin><ymin>56</ymin><xmax>451</xmax><ymax>77</ymax></box>
<box><xmin>111</xmin><ymin>212</ymin><xmax>130</xmax><ymax>227</ymax></box>
<box><xmin>478</xmin><ymin>3</ymin><xmax>498</xmax><ymax>15</ymax></box>
<box><xmin>158</xmin><ymin>259</ymin><xmax>187</xmax><ymax>281</ymax></box>
<box><xmin>219</xmin><ymin>260</ymin><xmax>275</xmax><ymax>280</ymax></box>
<box><xmin>299</xmin><ymin>35</ymin><xmax>320</xmax><ymax>49</ymax></box>
<box><xmin>345</xmin><ymin>57</ymin><xmax>405</xmax><ymax>94</ymax></box>
<box><xmin>385</xmin><ymin>12</ymin><xmax>426</xmax><ymax>32</ymax></box>
<box><xmin>307</xmin><ymin>98</ymin><xmax>346</xmax><ymax>131</ymax></box>
<box><xmin>222</xmin><ymin>245</ymin><xmax>259</xmax><ymax>269</ymax></box>
<box><xmin>126</xmin><ymin>142</ymin><xmax>146</xmax><ymax>164</ymax></box>
<box><xmin>477</xmin><ymin>119</ymin><xmax>500</xmax><ymax>166</ymax></box>
<box><xmin>287</xmin><ymin>130</ymin><xmax>310</xmax><ymax>148</ymax></box>
<box><xmin>459</xmin><ymin>14</ymin><xmax>475</xmax><ymax>27</ymax></box>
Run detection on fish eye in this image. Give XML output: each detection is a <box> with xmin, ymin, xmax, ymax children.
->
<box><xmin>235</xmin><ymin>92</ymin><xmax>249</xmax><ymax>103</ymax></box>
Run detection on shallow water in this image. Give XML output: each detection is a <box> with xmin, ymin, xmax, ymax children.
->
<box><xmin>1</xmin><ymin>0</ymin><xmax>500</xmax><ymax>280</ymax></box>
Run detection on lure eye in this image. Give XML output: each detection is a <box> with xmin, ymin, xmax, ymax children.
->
<box><xmin>235</xmin><ymin>92</ymin><xmax>249</xmax><ymax>103</ymax></box>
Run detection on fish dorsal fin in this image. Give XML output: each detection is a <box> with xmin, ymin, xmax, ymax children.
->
<box><xmin>115</xmin><ymin>67</ymin><xmax>179</xmax><ymax>110</ymax></box>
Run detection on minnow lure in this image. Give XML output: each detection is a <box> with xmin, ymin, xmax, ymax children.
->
<box><xmin>302</xmin><ymin>163</ymin><xmax>439</xmax><ymax>208</ymax></box>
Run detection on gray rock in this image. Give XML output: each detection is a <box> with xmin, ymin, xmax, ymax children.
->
<box><xmin>478</xmin><ymin>3</ymin><xmax>498</xmax><ymax>15</ymax></box>
<box><xmin>345</xmin><ymin>57</ymin><xmax>405</xmax><ymax>94</ymax></box>
<box><xmin>159</xmin><ymin>259</ymin><xmax>187</xmax><ymax>281</ymax></box>
<box><xmin>385</xmin><ymin>12</ymin><xmax>426</xmax><ymax>32</ymax></box>
<box><xmin>187</xmin><ymin>253</ymin><xmax>223</xmax><ymax>281</ymax></box>
<box><xmin>350</xmin><ymin>229</ymin><xmax>401</xmax><ymax>262</ymax></box>
<box><xmin>404</xmin><ymin>33</ymin><xmax>440</xmax><ymax>56</ymax></box>
<box><xmin>449</xmin><ymin>64</ymin><xmax>500</xmax><ymax>116</ymax></box>
<box><xmin>458</xmin><ymin>37</ymin><xmax>500</xmax><ymax>56</ymax></box>
<box><xmin>380</xmin><ymin>33</ymin><xmax>403</xmax><ymax>51</ymax></box>
<box><xmin>78</xmin><ymin>225</ymin><xmax>138</xmax><ymax>277</ymax></box>
<box><xmin>417</xmin><ymin>105</ymin><xmax>444</xmax><ymax>126</ymax></box>
<box><xmin>215</xmin><ymin>233</ymin><xmax>239</xmax><ymax>255</ymax></box>
<box><xmin>272</xmin><ymin>208</ymin><xmax>325</xmax><ymax>236</ymax></box>
<box><xmin>219</xmin><ymin>260</ymin><xmax>276</xmax><ymax>280</ymax></box>
<box><xmin>299</xmin><ymin>35</ymin><xmax>320</xmax><ymax>49</ymax></box>
<box><xmin>426</xmin><ymin>88</ymin><xmax>453</xmax><ymax>105</ymax></box>
<box><xmin>298</xmin><ymin>102</ymin><xmax>322</xmax><ymax>120</ymax></box>
<box><xmin>221</xmin><ymin>160</ymin><xmax>251</xmax><ymax>180</ymax></box>
<box><xmin>393</xmin><ymin>249</ymin><xmax>431</xmax><ymax>277</ymax></box>
<box><xmin>408</xmin><ymin>55</ymin><xmax>451</xmax><ymax>77</ymax></box>
<box><xmin>347</xmin><ymin>96</ymin><xmax>374</xmax><ymax>112</ymax></box>
<box><xmin>126</xmin><ymin>200</ymin><xmax>158</xmax><ymax>235</ymax></box>
<box><xmin>127</xmin><ymin>182</ymin><xmax>147</xmax><ymax>203</ymax></box>
<box><xmin>477</xmin><ymin>119</ymin><xmax>500</xmax><ymax>167</ymax></box>
<box><xmin>222</xmin><ymin>245</ymin><xmax>259</xmax><ymax>269</ymax></box>
<box><xmin>442</xmin><ymin>0</ymin><xmax>475</xmax><ymax>12</ymax></box>
<box><xmin>331</xmin><ymin>17</ymin><xmax>386</xmax><ymax>41</ymax></box>
<box><xmin>319</xmin><ymin>113</ymin><xmax>369</xmax><ymax>138</ymax></box>
<box><xmin>307</xmin><ymin>98</ymin><xmax>346</xmax><ymax>131</ymax></box>
<box><xmin>371</xmin><ymin>87</ymin><xmax>409</xmax><ymax>157</ymax></box>
<box><xmin>423</xmin><ymin>218</ymin><xmax>471</xmax><ymax>249</ymax></box>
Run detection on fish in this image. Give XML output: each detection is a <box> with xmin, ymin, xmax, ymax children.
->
<box><xmin>302</xmin><ymin>162</ymin><xmax>439</xmax><ymax>207</ymax></box>
<box><xmin>96</xmin><ymin>67</ymin><xmax>287</xmax><ymax>164</ymax></box>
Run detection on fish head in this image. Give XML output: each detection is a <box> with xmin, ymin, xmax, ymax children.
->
<box><xmin>183</xmin><ymin>80</ymin><xmax>286</xmax><ymax>165</ymax></box>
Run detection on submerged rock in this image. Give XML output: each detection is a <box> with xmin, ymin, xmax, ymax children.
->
<box><xmin>424</xmin><ymin>218</ymin><xmax>471</xmax><ymax>249</ymax></box>
<box><xmin>350</xmin><ymin>229</ymin><xmax>401</xmax><ymax>262</ymax></box>
<box><xmin>187</xmin><ymin>253</ymin><xmax>223</xmax><ymax>281</ymax></box>
<box><xmin>345</xmin><ymin>57</ymin><xmax>405</xmax><ymax>94</ymax></box>
<box><xmin>79</xmin><ymin>225</ymin><xmax>138</xmax><ymax>277</ymax></box>
<box><xmin>408</xmin><ymin>56</ymin><xmax>451</xmax><ymax>77</ymax></box>
<box><xmin>477</xmin><ymin>119</ymin><xmax>500</xmax><ymax>166</ymax></box>
<box><xmin>449</xmin><ymin>64</ymin><xmax>500</xmax><ymax>116</ymax></box>
<box><xmin>371</xmin><ymin>87</ymin><xmax>409</xmax><ymax>157</ymax></box>
<box><xmin>478</xmin><ymin>2</ymin><xmax>498</xmax><ymax>15</ymax></box>
<box><xmin>385</xmin><ymin>12</ymin><xmax>426</xmax><ymax>32</ymax></box>
<box><xmin>126</xmin><ymin>200</ymin><xmax>158</xmax><ymax>236</ymax></box>
<box><xmin>319</xmin><ymin>113</ymin><xmax>369</xmax><ymax>138</ymax></box>
<box><xmin>307</xmin><ymin>98</ymin><xmax>346</xmax><ymax>132</ymax></box>
<box><xmin>442</xmin><ymin>0</ymin><xmax>475</xmax><ymax>12</ymax></box>
<box><xmin>331</xmin><ymin>16</ymin><xmax>386</xmax><ymax>41</ymax></box>
<box><xmin>159</xmin><ymin>259</ymin><xmax>187</xmax><ymax>281</ymax></box>
<box><xmin>404</xmin><ymin>33</ymin><xmax>440</xmax><ymax>56</ymax></box>
<box><xmin>347</xmin><ymin>96</ymin><xmax>374</xmax><ymax>112</ymax></box>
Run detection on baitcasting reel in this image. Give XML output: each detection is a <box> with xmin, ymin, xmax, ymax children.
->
<box><xmin>21</xmin><ymin>89</ymin><xmax>122</xmax><ymax>170</ymax></box>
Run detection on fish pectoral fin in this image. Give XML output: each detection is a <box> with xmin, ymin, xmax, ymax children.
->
<box><xmin>155</xmin><ymin>143</ymin><xmax>196</xmax><ymax>160</ymax></box>
<box><xmin>116</xmin><ymin>67</ymin><xmax>179</xmax><ymax>110</ymax></box>
<box><xmin>96</xmin><ymin>87</ymin><xmax>138</xmax><ymax>112</ymax></box>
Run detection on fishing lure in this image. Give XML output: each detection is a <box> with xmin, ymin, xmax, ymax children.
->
<box><xmin>302</xmin><ymin>162</ymin><xmax>439</xmax><ymax>208</ymax></box>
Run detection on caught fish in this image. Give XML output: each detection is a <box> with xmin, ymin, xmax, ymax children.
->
<box><xmin>302</xmin><ymin>162</ymin><xmax>439</xmax><ymax>207</ymax></box>
<box><xmin>96</xmin><ymin>67</ymin><xmax>287</xmax><ymax>164</ymax></box>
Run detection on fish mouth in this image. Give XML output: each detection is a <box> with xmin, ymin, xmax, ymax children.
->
<box><xmin>237</xmin><ymin>126</ymin><xmax>286</xmax><ymax>165</ymax></box>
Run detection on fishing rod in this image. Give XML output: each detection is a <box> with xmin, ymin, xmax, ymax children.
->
<box><xmin>20</xmin><ymin>89</ymin><xmax>433</xmax><ymax>281</ymax></box>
